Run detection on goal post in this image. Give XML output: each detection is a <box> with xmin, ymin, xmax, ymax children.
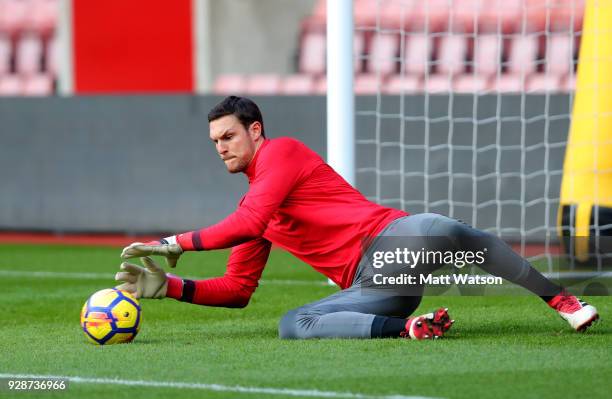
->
<box><xmin>326</xmin><ymin>0</ymin><xmax>355</xmax><ymax>187</ymax></box>
<box><xmin>326</xmin><ymin>0</ymin><xmax>355</xmax><ymax>286</ymax></box>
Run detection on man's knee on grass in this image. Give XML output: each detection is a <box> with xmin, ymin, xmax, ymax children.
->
<box><xmin>278</xmin><ymin>309</ymin><xmax>299</xmax><ymax>339</ymax></box>
<box><xmin>278</xmin><ymin>309</ymin><xmax>322</xmax><ymax>339</ymax></box>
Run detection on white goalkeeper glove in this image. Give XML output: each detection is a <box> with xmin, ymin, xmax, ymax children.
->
<box><xmin>121</xmin><ymin>236</ymin><xmax>183</xmax><ymax>268</ymax></box>
<box><xmin>115</xmin><ymin>257</ymin><xmax>168</xmax><ymax>299</ymax></box>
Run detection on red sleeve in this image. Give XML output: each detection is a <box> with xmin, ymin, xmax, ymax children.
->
<box><xmin>166</xmin><ymin>237</ymin><xmax>271</xmax><ymax>308</ymax></box>
<box><xmin>176</xmin><ymin>140</ymin><xmax>312</xmax><ymax>251</ymax></box>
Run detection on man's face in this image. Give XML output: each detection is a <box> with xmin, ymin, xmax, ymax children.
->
<box><xmin>209</xmin><ymin>114</ymin><xmax>262</xmax><ymax>173</ymax></box>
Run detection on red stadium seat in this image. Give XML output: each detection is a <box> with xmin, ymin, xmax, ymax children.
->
<box><xmin>410</xmin><ymin>0</ymin><xmax>450</xmax><ymax>32</ymax></box>
<box><xmin>480</xmin><ymin>0</ymin><xmax>522</xmax><ymax>33</ymax></box>
<box><xmin>354</xmin><ymin>74</ymin><xmax>385</xmax><ymax>95</ymax></box>
<box><xmin>384</xmin><ymin>74</ymin><xmax>421</xmax><ymax>94</ymax></box>
<box><xmin>0</xmin><ymin>34</ymin><xmax>10</xmax><ymax>76</ymax></box>
<box><xmin>366</xmin><ymin>32</ymin><xmax>398</xmax><ymax>76</ymax></box>
<box><xmin>452</xmin><ymin>0</ymin><xmax>487</xmax><ymax>33</ymax></box>
<box><xmin>213</xmin><ymin>74</ymin><xmax>246</xmax><ymax>95</ymax></box>
<box><xmin>299</xmin><ymin>31</ymin><xmax>326</xmax><ymax>75</ymax></box>
<box><xmin>524</xmin><ymin>0</ymin><xmax>554</xmax><ymax>32</ymax></box>
<box><xmin>454</xmin><ymin>74</ymin><xmax>488</xmax><ymax>93</ymax></box>
<box><xmin>22</xmin><ymin>73</ymin><xmax>52</xmax><ymax>95</ymax></box>
<box><xmin>0</xmin><ymin>0</ymin><xmax>28</xmax><ymax>35</ymax></box>
<box><xmin>545</xmin><ymin>33</ymin><xmax>576</xmax><ymax>76</ymax></box>
<box><xmin>403</xmin><ymin>33</ymin><xmax>432</xmax><ymax>76</ymax></box>
<box><xmin>378</xmin><ymin>0</ymin><xmax>417</xmax><ymax>30</ymax></box>
<box><xmin>0</xmin><ymin>74</ymin><xmax>21</xmax><ymax>95</ymax></box>
<box><xmin>506</xmin><ymin>35</ymin><xmax>540</xmax><ymax>76</ymax></box>
<box><xmin>354</xmin><ymin>0</ymin><xmax>379</xmax><ymax>28</ymax></box>
<box><xmin>552</xmin><ymin>0</ymin><xmax>585</xmax><ymax>32</ymax></box>
<box><xmin>25</xmin><ymin>0</ymin><xmax>58</xmax><ymax>35</ymax></box>
<box><xmin>281</xmin><ymin>74</ymin><xmax>315</xmax><ymax>95</ymax></box>
<box><xmin>15</xmin><ymin>33</ymin><xmax>42</xmax><ymax>76</ymax></box>
<box><xmin>245</xmin><ymin>74</ymin><xmax>281</xmax><ymax>95</ymax></box>
<box><xmin>473</xmin><ymin>34</ymin><xmax>502</xmax><ymax>77</ymax></box>
<box><xmin>423</xmin><ymin>74</ymin><xmax>452</xmax><ymax>93</ymax></box>
<box><xmin>490</xmin><ymin>74</ymin><xmax>526</xmax><ymax>93</ymax></box>
<box><xmin>436</xmin><ymin>35</ymin><xmax>467</xmax><ymax>76</ymax></box>
<box><xmin>527</xmin><ymin>73</ymin><xmax>562</xmax><ymax>92</ymax></box>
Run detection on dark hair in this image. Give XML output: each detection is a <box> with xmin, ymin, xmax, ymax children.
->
<box><xmin>208</xmin><ymin>96</ymin><xmax>265</xmax><ymax>138</ymax></box>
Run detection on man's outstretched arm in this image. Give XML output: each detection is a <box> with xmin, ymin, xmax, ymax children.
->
<box><xmin>119</xmin><ymin>238</ymin><xmax>271</xmax><ymax>308</ymax></box>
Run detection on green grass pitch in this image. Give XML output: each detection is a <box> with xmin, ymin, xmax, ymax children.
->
<box><xmin>0</xmin><ymin>244</ymin><xmax>610</xmax><ymax>399</ymax></box>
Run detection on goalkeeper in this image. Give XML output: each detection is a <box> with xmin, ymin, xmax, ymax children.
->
<box><xmin>117</xmin><ymin>96</ymin><xmax>599</xmax><ymax>340</ymax></box>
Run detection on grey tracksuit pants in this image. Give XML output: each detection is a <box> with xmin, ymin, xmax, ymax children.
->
<box><xmin>278</xmin><ymin>213</ymin><xmax>557</xmax><ymax>339</ymax></box>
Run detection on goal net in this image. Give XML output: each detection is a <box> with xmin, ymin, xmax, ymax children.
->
<box><xmin>351</xmin><ymin>0</ymin><xmax>587</xmax><ymax>274</ymax></box>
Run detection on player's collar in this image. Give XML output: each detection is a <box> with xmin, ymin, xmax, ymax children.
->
<box><xmin>244</xmin><ymin>138</ymin><xmax>269</xmax><ymax>180</ymax></box>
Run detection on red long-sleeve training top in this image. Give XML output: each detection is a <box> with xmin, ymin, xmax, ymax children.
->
<box><xmin>166</xmin><ymin>137</ymin><xmax>407</xmax><ymax>307</ymax></box>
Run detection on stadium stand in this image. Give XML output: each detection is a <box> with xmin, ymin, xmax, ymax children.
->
<box><xmin>0</xmin><ymin>0</ymin><xmax>582</xmax><ymax>96</ymax></box>
<box><xmin>213</xmin><ymin>0</ymin><xmax>584</xmax><ymax>95</ymax></box>
<box><xmin>0</xmin><ymin>0</ymin><xmax>57</xmax><ymax>96</ymax></box>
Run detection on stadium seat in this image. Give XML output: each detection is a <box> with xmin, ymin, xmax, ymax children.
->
<box><xmin>299</xmin><ymin>31</ymin><xmax>326</xmax><ymax>75</ymax></box>
<box><xmin>423</xmin><ymin>74</ymin><xmax>452</xmax><ymax>93</ymax></box>
<box><xmin>0</xmin><ymin>74</ymin><xmax>21</xmax><ymax>95</ymax></box>
<box><xmin>354</xmin><ymin>74</ymin><xmax>385</xmax><ymax>95</ymax></box>
<box><xmin>213</xmin><ymin>74</ymin><xmax>246</xmax><ymax>95</ymax></box>
<box><xmin>409</xmin><ymin>0</ymin><xmax>450</xmax><ymax>32</ymax></box>
<box><xmin>527</xmin><ymin>73</ymin><xmax>562</xmax><ymax>93</ymax></box>
<box><xmin>452</xmin><ymin>0</ymin><xmax>487</xmax><ymax>33</ymax></box>
<box><xmin>22</xmin><ymin>73</ymin><xmax>52</xmax><ymax>95</ymax></box>
<box><xmin>546</xmin><ymin>33</ymin><xmax>576</xmax><ymax>76</ymax></box>
<box><xmin>524</xmin><ymin>0</ymin><xmax>553</xmax><ymax>33</ymax></box>
<box><xmin>436</xmin><ymin>34</ymin><xmax>467</xmax><ymax>76</ymax></box>
<box><xmin>25</xmin><ymin>0</ymin><xmax>58</xmax><ymax>35</ymax></box>
<box><xmin>366</xmin><ymin>32</ymin><xmax>398</xmax><ymax>76</ymax></box>
<box><xmin>245</xmin><ymin>74</ymin><xmax>281</xmax><ymax>95</ymax></box>
<box><xmin>0</xmin><ymin>34</ymin><xmax>10</xmax><ymax>76</ymax></box>
<box><xmin>384</xmin><ymin>74</ymin><xmax>421</xmax><ymax>94</ymax></box>
<box><xmin>0</xmin><ymin>0</ymin><xmax>29</xmax><ymax>35</ymax></box>
<box><xmin>281</xmin><ymin>74</ymin><xmax>315</xmax><ymax>95</ymax></box>
<box><xmin>354</xmin><ymin>0</ymin><xmax>379</xmax><ymax>28</ymax></box>
<box><xmin>480</xmin><ymin>0</ymin><xmax>522</xmax><ymax>33</ymax></box>
<box><xmin>473</xmin><ymin>34</ymin><xmax>502</xmax><ymax>77</ymax></box>
<box><xmin>454</xmin><ymin>74</ymin><xmax>488</xmax><ymax>93</ymax></box>
<box><xmin>15</xmin><ymin>33</ymin><xmax>42</xmax><ymax>76</ymax></box>
<box><xmin>490</xmin><ymin>74</ymin><xmax>526</xmax><ymax>93</ymax></box>
<box><xmin>403</xmin><ymin>33</ymin><xmax>432</xmax><ymax>76</ymax></box>
<box><xmin>506</xmin><ymin>35</ymin><xmax>540</xmax><ymax>76</ymax></box>
<box><xmin>552</xmin><ymin>0</ymin><xmax>585</xmax><ymax>32</ymax></box>
<box><xmin>378</xmin><ymin>0</ymin><xmax>416</xmax><ymax>30</ymax></box>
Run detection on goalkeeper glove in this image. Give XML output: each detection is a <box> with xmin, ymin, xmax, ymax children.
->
<box><xmin>115</xmin><ymin>256</ymin><xmax>168</xmax><ymax>299</ymax></box>
<box><xmin>121</xmin><ymin>236</ymin><xmax>183</xmax><ymax>268</ymax></box>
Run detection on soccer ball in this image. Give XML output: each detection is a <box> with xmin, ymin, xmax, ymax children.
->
<box><xmin>80</xmin><ymin>288</ymin><xmax>141</xmax><ymax>345</ymax></box>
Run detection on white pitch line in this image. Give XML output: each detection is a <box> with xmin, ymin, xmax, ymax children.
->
<box><xmin>0</xmin><ymin>270</ymin><xmax>112</xmax><ymax>279</ymax></box>
<box><xmin>0</xmin><ymin>269</ymin><xmax>330</xmax><ymax>286</ymax></box>
<box><xmin>0</xmin><ymin>373</ymin><xmax>439</xmax><ymax>399</ymax></box>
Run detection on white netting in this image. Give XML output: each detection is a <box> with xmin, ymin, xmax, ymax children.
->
<box><xmin>353</xmin><ymin>0</ymin><xmax>583</xmax><ymax>270</ymax></box>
